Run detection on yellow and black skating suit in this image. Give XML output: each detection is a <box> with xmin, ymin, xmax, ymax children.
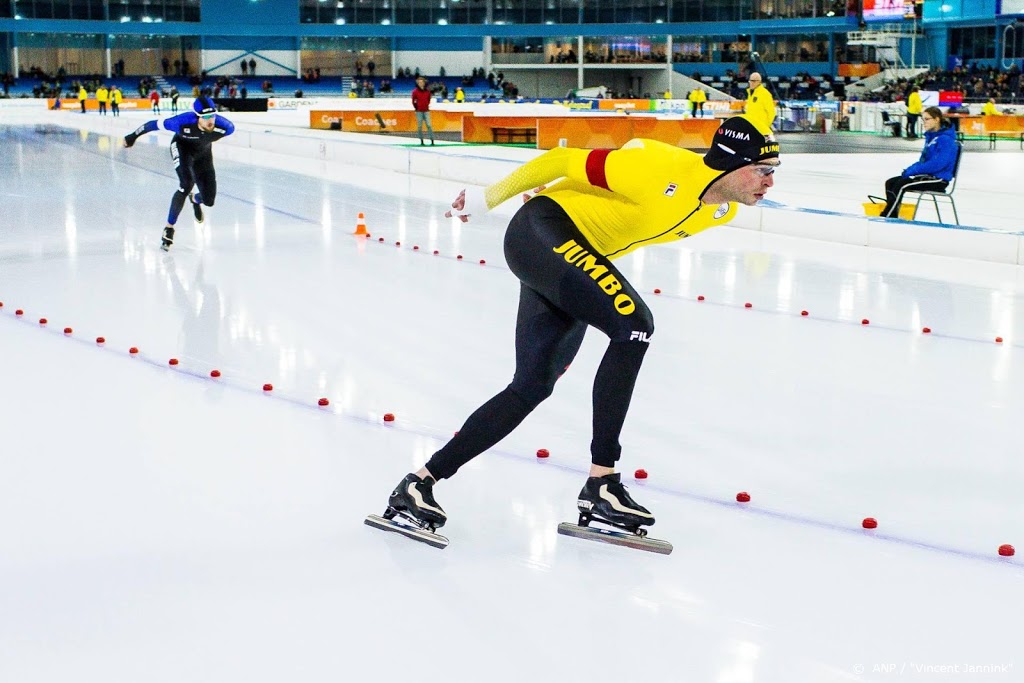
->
<box><xmin>479</xmin><ymin>138</ymin><xmax>736</xmax><ymax>260</ymax></box>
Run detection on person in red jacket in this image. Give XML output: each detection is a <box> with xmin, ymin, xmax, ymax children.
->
<box><xmin>411</xmin><ymin>76</ymin><xmax>434</xmax><ymax>146</ymax></box>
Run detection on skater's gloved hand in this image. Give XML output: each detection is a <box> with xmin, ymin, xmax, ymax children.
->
<box><xmin>123</xmin><ymin>132</ymin><xmax>138</xmax><ymax>148</ymax></box>
<box><xmin>444</xmin><ymin>187</ymin><xmax>487</xmax><ymax>223</ymax></box>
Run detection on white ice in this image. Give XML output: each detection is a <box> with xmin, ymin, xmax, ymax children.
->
<box><xmin>0</xmin><ymin>110</ymin><xmax>1022</xmax><ymax>683</ymax></box>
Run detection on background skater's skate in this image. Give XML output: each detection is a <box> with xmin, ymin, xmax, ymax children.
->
<box><xmin>557</xmin><ymin>473</ymin><xmax>672</xmax><ymax>555</ymax></box>
<box><xmin>160</xmin><ymin>226</ymin><xmax>174</xmax><ymax>252</ymax></box>
<box><xmin>364</xmin><ymin>473</ymin><xmax>449</xmax><ymax>549</ymax></box>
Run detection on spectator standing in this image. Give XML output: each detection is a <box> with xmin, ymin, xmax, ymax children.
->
<box><xmin>411</xmin><ymin>76</ymin><xmax>435</xmax><ymax>146</ymax></box>
<box><xmin>906</xmin><ymin>86</ymin><xmax>923</xmax><ymax>139</ymax></box>
<box><xmin>96</xmin><ymin>84</ymin><xmax>109</xmax><ymax>116</ymax></box>
<box><xmin>744</xmin><ymin>72</ymin><xmax>776</xmax><ymax>130</ymax></box>
<box><xmin>110</xmin><ymin>86</ymin><xmax>122</xmax><ymax>116</ymax></box>
<box><xmin>688</xmin><ymin>87</ymin><xmax>706</xmax><ymax>117</ymax></box>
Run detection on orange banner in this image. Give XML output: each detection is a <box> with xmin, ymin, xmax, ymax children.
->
<box><xmin>310</xmin><ymin>109</ymin><xmax>720</xmax><ymax>150</ymax></box>
<box><xmin>48</xmin><ymin>98</ymin><xmax>156</xmax><ymax>111</ymax></box>
<box><xmin>310</xmin><ymin>109</ymin><xmax>466</xmax><ymax>133</ymax></box>
<box><xmin>838</xmin><ymin>63</ymin><xmax>881</xmax><ymax>77</ymax></box>
<box><xmin>596</xmin><ymin>99</ymin><xmax>654</xmax><ymax>112</ymax></box>
<box><xmin>951</xmin><ymin>115</ymin><xmax>1024</xmax><ymax>136</ymax></box>
<box><xmin>537</xmin><ymin>117</ymin><xmax>719</xmax><ymax>150</ymax></box>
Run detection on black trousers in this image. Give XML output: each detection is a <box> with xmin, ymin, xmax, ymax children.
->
<box><xmin>166</xmin><ymin>142</ymin><xmax>217</xmax><ymax>226</ymax></box>
<box><xmin>906</xmin><ymin>113</ymin><xmax>920</xmax><ymax>137</ymax></box>
<box><xmin>425</xmin><ymin>197</ymin><xmax>654</xmax><ymax>479</ymax></box>
<box><xmin>882</xmin><ymin>175</ymin><xmax>947</xmax><ymax>218</ymax></box>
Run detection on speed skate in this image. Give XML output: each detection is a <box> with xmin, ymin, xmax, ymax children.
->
<box><xmin>364</xmin><ymin>510</ymin><xmax>449</xmax><ymax>549</ymax></box>
<box><xmin>558</xmin><ymin>472</ymin><xmax>673</xmax><ymax>555</ymax></box>
<box><xmin>364</xmin><ymin>473</ymin><xmax>450</xmax><ymax>549</ymax></box>
<box><xmin>557</xmin><ymin>517</ymin><xmax>673</xmax><ymax>555</ymax></box>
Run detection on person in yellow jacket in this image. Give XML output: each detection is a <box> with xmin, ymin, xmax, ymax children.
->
<box><xmin>374</xmin><ymin>115</ymin><xmax>781</xmax><ymax>543</ymax></box>
<box><xmin>454</xmin><ymin>86</ymin><xmax>465</xmax><ymax>103</ymax></box>
<box><xmin>744</xmin><ymin>72</ymin><xmax>776</xmax><ymax>130</ymax></box>
<box><xmin>78</xmin><ymin>86</ymin><xmax>88</xmax><ymax>114</ymax></box>
<box><xmin>906</xmin><ymin>85</ymin><xmax>923</xmax><ymax>139</ymax></box>
<box><xmin>96</xmin><ymin>84</ymin><xmax>109</xmax><ymax>116</ymax></box>
<box><xmin>688</xmin><ymin>86</ymin><xmax>707</xmax><ymax>118</ymax></box>
<box><xmin>982</xmin><ymin>97</ymin><xmax>998</xmax><ymax>116</ymax></box>
<box><xmin>110</xmin><ymin>86</ymin><xmax>122</xmax><ymax>117</ymax></box>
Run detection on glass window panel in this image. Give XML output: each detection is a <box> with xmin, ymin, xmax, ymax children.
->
<box><xmin>672</xmin><ymin>35</ymin><xmax>706</xmax><ymax>63</ymax></box>
<box><xmin>492</xmin><ymin>36</ymin><xmax>545</xmax><ymax>63</ymax></box>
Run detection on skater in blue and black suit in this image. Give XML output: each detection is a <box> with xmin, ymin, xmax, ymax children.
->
<box><xmin>123</xmin><ymin>96</ymin><xmax>235</xmax><ymax>250</ymax></box>
<box><xmin>880</xmin><ymin>106</ymin><xmax>958</xmax><ymax>219</ymax></box>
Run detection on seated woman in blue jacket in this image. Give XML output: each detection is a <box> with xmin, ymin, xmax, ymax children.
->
<box><xmin>880</xmin><ymin>106</ymin><xmax>958</xmax><ymax>218</ymax></box>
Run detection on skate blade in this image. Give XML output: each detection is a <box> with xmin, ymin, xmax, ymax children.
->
<box><xmin>364</xmin><ymin>514</ymin><xmax>449</xmax><ymax>549</ymax></box>
<box><xmin>557</xmin><ymin>522</ymin><xmax>672</xmax><ymax>555</ymax></box>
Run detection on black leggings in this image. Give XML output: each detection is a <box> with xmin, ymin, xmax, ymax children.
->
<box><xmin>882</xmin><ymin>175</ymin><xmax>947</xmax><ymax>218</ymax></box>
<box><xmin>167</xmin><ymin>142</ymin><xmax>217</xmax><ymax>226</ymax></box>
<box><xmin>425</xmin><ymin>197</ymin><xmax>654</xmax><ymax>479</ymax></box>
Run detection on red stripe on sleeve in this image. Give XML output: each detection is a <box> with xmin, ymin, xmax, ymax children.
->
<box><xmin>585</xmin><ymin>149</ymin><xmax>612</xmax><ymax>191</ymax></box>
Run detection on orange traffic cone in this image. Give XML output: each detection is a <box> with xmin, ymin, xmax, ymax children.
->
<box><xmin>354</xmin><ymin>212</ymin><xmax>368</xmax><ymax>236</ymax></box>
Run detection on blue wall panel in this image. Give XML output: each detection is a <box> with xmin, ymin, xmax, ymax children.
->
<box><xmin>202</xmin><ymin>0</ymin><xmax>298</xmax><ymax>27</ymax></box>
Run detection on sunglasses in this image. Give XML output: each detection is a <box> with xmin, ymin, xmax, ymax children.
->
<box><xmin>751</xmin><ymin>163</ymin><xmax>779</xmax><ymax>177</ymax></box>
<box><xmin>198</xmin><ymin>112</ymin><xmax>216</xmax><ymax>120</ymax></box>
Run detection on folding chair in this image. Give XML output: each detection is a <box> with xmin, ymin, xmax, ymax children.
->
<box><xmin>879</xmin><ymin>111</ymin><xmax>901</xmax><ymax>137</ymax></box>
<box><xmin>902</xmin><ymin>142</ymin><xmax>963</xmax><ymax>225</ymax></box>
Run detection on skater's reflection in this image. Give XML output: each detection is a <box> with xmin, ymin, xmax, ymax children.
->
<box><xmin>167</xmin><ymin>255</ymin><xmax>223</xmax><ymax>365</ymax></box>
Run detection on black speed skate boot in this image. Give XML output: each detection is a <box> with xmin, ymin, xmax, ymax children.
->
<box><xmin>190</xmin><ymin>192</ymin><xmax>204</xmax><ymax>223</ymax></box>
<box><xmin>386</xmin><ymin>473</ymin><xmax>447</xmax><ymax>530</ymax></box>
<box><xmin>160</xmin><ymin>226</ymin><xmax>175</xmax><ymax>252</ymax></box>
<box><xmin>577</xmin><ymin>473</ymin><xmax>655</xmax><ymax>535</ymax></box>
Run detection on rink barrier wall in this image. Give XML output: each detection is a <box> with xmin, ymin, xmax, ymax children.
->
<box><xmin>11</xmin><ymin>102</ymin><xmax>1024</xmax><ymax>266</ymax></box>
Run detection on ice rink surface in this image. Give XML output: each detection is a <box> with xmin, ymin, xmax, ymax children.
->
<box><xmin>1</xmin><ymin>112</ymin><xmax>1022</xmax><ymax>683</ymax></box>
